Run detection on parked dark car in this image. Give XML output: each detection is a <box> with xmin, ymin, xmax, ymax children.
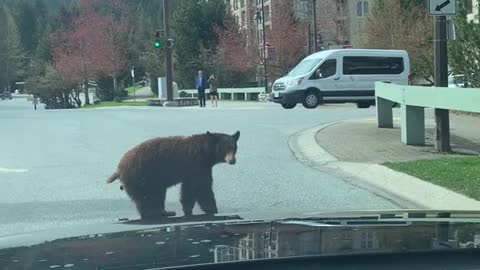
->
<box><xmin>1</xmin><ymin>91</ymin><xmax>12</xmax><ymax>100</ymax></box>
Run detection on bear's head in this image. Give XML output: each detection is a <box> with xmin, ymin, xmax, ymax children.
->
<box><xmin>207</xmin><ymin>131</ymin><xmax>240</xmax><ymax>165</ymax></box>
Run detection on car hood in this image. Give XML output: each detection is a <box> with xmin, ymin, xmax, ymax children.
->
<box><xmin>2</xmin><ymin>210</ymin><xmax>480</xmax><ymax>269</ymax></box>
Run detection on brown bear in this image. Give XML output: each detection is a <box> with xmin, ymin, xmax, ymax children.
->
<box><xmin>107</xmin><ymin>131</ymin><xmax>240</xmax><ymax>219</ymax></box>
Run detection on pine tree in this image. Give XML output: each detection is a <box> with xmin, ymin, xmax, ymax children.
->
<box><xmin>0</xmin><ymin>4</ymin><xmax>23</xmax><ymax>91</ymax></box>
<box><xmin>449</xmin><ymin>0</ymin><xmax>480</xmax><ymax>87</ymax></box>
<box><xmin>15</xmin><ymin>0</ymin><xmax>40</xmax><ymax>54</ymax></box>
<box><xmin>172</xmin><ymin>0</ymin><xmax>226</xmax><ymax>88</ymax></box>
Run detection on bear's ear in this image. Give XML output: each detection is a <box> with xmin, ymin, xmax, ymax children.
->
<box><xmin>232</xmin><ymin>131</ymin><xmax>240</xmax><ymax>141</ymax></box>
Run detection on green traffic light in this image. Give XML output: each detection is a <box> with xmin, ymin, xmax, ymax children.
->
<box><xmin>155</xmin><ymin>41</ymin><xmax>161</xmax><ymax>48</ymax></box>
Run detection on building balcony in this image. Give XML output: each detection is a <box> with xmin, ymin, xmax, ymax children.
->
<box><xmin>467</xmin><ymin>13</ymin><xmax>479</xmax><ymax>23</ymax></box>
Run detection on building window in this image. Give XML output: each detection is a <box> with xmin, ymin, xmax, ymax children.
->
<box><xmin>264</xmin><ymin>5</ymin><xmax>270</xmax><ymax>22</ymax></box>
<box><xmin>357</xmin><ymin>1</ymin><xmax>369</xmax><ymax>17</ymax></box>
<box><xmin>464</xmin><ymin>0</ymin><xmax>473</xmax><ymax>14</ymax></box>
<box><xmin>360</xmin><ymin>231</ymin><xmax>374</xmax><ymax>249</ymax></box>
<box><xmin>258</xmin><ymin>29</ymin><xmax>263</xmax><ymax>44</ymax></box>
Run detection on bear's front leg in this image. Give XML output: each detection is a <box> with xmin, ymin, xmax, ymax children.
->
<box><xmin>195</xmin><ymin>182</ymin><xmax>218</xmax><ymax>215</ymax></box>
<box><xmin>180</xmin><ymin>182</ymin><xmax>195</xmax><ymax>217</ymax></box>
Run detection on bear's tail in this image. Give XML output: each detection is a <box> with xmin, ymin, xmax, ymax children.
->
<box><xmin>106</xmin><ymin>171</ymin><xmax>119</xmax><ymax>183</ymax></box>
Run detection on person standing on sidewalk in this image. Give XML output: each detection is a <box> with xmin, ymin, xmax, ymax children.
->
<box><xmin>33</xmin><ymin>96</ymin><xmax>38</xmax><ymax>110</ymax></box>
<box><xmin>208</xmin><ymin>74</ymin><xmax>219</xmax><ymax>107</ymax></box>
<box><xmin>195</xmin><ymin>70</ymin><xmax>207</xmax><ymax>107</ymax></box>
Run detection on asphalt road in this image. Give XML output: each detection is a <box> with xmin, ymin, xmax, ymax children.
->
<box><xmin>0</xmin><ymin>98</ymin><xmax>399</xmax><ymax>236</ymax></box>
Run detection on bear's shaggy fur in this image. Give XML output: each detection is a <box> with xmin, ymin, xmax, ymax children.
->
<box><xmin>107</xmin><ymin>131</ymin><xmax>240</xmax><ymax>218</ymax></box>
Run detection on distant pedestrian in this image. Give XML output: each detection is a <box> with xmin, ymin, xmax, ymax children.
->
<box><xmin>195</xmin><ymin>70</ymin><xmax>208</xmax><ymax>107</ymax></box>
<box><xmin>33</xmin><ymin>96</ymin><xmax>38</xmax><ymax>110</ymax></box>
<box><xmin>208</xmin><ymin>74</ymin><xmax>219</xmax><ymax>107</ymax></box>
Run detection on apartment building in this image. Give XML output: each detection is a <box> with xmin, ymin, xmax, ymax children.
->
<box><xmin>229</xmin><ymin>0</ymin><xmax>373</xmax><ymax>50</ymax></box>
<box><xmin>314</xmin><ymin>0</ymin><xmax>372</xmax><ymax>48</ymax></box>
<box><xmin>466</xmin><ymin>0</ymin><xmax>479</xmax><ymax>23</ymax></box>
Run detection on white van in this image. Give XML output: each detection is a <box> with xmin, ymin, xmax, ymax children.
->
<box><xmin>271</xmin><ymin>49</ymin><xmax>410</xmax><ymax>109</ymax></box>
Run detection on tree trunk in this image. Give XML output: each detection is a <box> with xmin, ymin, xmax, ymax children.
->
<box><xmin>71</xmin><ymin>89</ymin><xmax>82</xmax><ymax>108</ymax></box>
<box><xmin>84</xmin><ymin>79</ymin><xmax>90</xmax><ymax>105</ymax></box>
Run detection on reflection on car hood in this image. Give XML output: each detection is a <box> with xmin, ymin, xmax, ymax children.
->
<box><xmin>2</xmin><ymin>210</ymin><xmax>480</xmax><ymax>270</ymax></box>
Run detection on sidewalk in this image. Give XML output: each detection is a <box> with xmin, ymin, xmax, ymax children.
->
<box><xmin>289</xmin><ymin>110</ymin><xmax>480</xmax><ymax>210</ymax></box>
<box><xmin>316</xmin><ymin>111</ymin><xmax>480</xmax><ymax>164</ymax></box>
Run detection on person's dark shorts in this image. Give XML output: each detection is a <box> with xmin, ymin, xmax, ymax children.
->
<box><xmin>210</xmin><ymin>91</ymin><xmax>219</xmax><ymax>97</ymax></box>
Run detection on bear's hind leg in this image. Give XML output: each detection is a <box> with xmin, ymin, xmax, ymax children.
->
<box><xmin>135</xmin><ymin>188</ymin><xmax>175</xmax><ymax>219</ymax></box>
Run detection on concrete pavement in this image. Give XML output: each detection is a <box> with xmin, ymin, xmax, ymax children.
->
<box><xmin>316</xmin><ymin>110</ymin><xmax>480</xmax><ymax>163</ymax></box>
<box><xmin>296</xmin><ymin>109</ymin><xmax>480</xmax><ymax>210</ymax></box>
<box><xmin>0</xmin><ymin>99</ymin><xmax>401</xmax><ymax>237</ymax></box>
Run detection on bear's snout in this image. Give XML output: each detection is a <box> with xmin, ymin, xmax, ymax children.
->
<box><xmin>225</xmin><ymin>152</ymin><xmax>236</xmax><ymax>165</ymax></box>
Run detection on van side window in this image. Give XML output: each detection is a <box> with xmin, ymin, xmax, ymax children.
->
<box><xmin>310</xmin><ymin>59</ymin><xmax>337</xmax><ymax>80</ymax></box>
<box><xmin>343</xmin><ymin>57</ymin><xmax>404</xmax><ymax>75</ymax></box>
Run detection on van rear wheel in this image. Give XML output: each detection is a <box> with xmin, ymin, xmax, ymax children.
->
<box><xmin>303</xmin><ymin>91</ymin><xmax>321</xmax><ymax>109</ymax></box>
<box><xmin>356</xmin><ymin>102</ymin><xmax>371</xmax><ymax>109</ymax></box>
<box><xmin>281</xmin><ymin>103</ymin><xmax>296</xmax><ymax>109</ymax></box>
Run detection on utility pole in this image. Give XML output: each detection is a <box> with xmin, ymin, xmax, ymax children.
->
<box><xmin>434</xmin><ymin>15</ymin><xmax>451</xmax><ymax>152</ymax></box>
<box><xmin>261</xmin><ymin>0</ymin><xmax>268</xmax><ymax>94</ymax></box>
<box><xmin>163</xmin><ymin>0</ymin><xmax>174</xmax><ymax>102</ymax></box>
<box><xmin>6</xmin><ymin>56</ymin><xmax>9</xmax><ymax>92</ymax></box>
<box><xmin>312</xmin><ymin>0</ymin><xmax>318</xmax><ymax>52</ymax></box>
<box><xmin>307</xmin><ymin>24</ymin><xmax>312</xmax><ymax>54</ymax></box>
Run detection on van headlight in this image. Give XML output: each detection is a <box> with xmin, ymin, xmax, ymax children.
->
<box><xmin>287</xmin><ymin>78</ymin><xmax>304</xmax><ymax>87</ymax></box>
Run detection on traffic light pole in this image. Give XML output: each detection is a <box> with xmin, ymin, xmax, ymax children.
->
<box><xmin>434</xmin><ymin>15</ymin><xmax>451</xmax><ymax>152</ymax></box>
<box><xmin>163</xmin><ymin>0</ymin><xmax>174</xmax><ymax>102</ymax></box>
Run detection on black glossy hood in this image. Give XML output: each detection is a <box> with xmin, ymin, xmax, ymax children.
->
<box><xmin>2</xmin><ymin>210</ymin><xmax>480</xmax><ymax>270</ymax></box>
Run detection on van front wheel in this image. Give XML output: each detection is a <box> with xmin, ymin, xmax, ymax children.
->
<box><xmin>303</xmin><ymin>91</ymin><xmax>321</xmax><ymax>109</ymax></box>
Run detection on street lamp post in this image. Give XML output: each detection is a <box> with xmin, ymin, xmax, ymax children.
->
<box><xmin>300</xmin><ymin>0</ymin><xmax>318</xmax><ymax>53</ymax></box>
<box><xmin>312</xmin><ymin>0</ymin><xmax>318</xmax><ymax>52</ymax></box>
<box><xmin>255</xmin><ymin>0</ymin><xmax>269</xmax><ymax>94</ymax></box>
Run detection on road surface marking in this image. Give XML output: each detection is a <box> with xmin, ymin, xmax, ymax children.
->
<box><xmin>0</xmin><ymin>167</ymin><xmax>28</xmax><ymax>173</ymax></box>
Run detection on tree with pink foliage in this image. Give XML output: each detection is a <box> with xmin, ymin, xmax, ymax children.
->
<box><xmin>266</xmin><ymin>4</ymin><xmax>308</xmax><ymax>79</ymax></box>
<box><xmin>52</xmin><ymin>0</ymin><xmax>128</xmax><ymax>105</ymax></box>
<box><xmin>213</xmin><ymin>10</ymin><xmax>255</xmax><ymax>87</ymax></box>
<box><xmin>215</xmin><ymin>11</ymin><xmax>252</xmax><ymax>74</ymax></box>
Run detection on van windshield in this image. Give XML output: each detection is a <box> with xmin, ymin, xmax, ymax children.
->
<box><xmin>288</xmin><ymin>58</ymin><xmax>323</xmax><ymax>76</ymax></box>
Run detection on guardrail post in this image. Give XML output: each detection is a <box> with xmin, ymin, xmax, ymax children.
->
<box><xmin>401</xmin><ymin>105</ymin><xmax>425</xmax><ymax>145</ymax></box>
<box><xmin>376</xmin><ymin>96</ymin><xmax>394</xmax><ymax>128</ymax></box>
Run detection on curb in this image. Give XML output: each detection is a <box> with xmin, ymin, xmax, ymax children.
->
<box><xmin>288</xmin><ymin>122</ymin><xmax>339</xmax><ymax>165</ymax></box>
<box><xmin>289</xmin><ymin>121</ymin><xmax>480</xmax><ymax>211</ymax></box>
